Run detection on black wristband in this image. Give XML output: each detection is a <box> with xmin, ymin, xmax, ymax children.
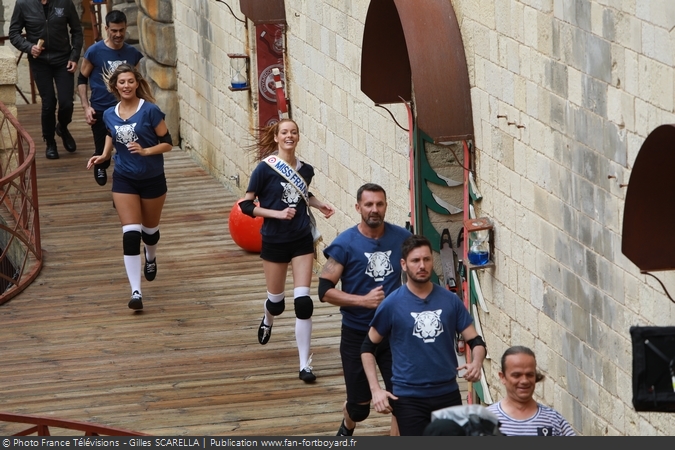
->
<box><xmin>466</xmin><ymin>335</ymin><xmax>486</xmax><ymax>351</ymax></box>
<box><xmin>77</xmin><ymin>72</ymin><xmax>88</xmax><ymax>86</ymax></box>
<box><xmin>318</xmin><ymin>277</ymin><xmax>336</xmax><ymax>302</ymax></box>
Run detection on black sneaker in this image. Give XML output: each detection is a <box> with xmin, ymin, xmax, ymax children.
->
<box><xmin>144</xmin><ymin>248</ymin><xmax>157</xmax><ymax>281</ymax></box>
<box><xmin>56</xmin><ymin>122</ymin><xmax>76</xmax><ymax>152</ymax></box>
<box><xmin>128</xmin><ymin>290</ymin><xmax>143</xmax><ymax>310</ymax></box>
<box><xmin>258</xmin><ymin>316</ymin><xmax>272</xmax><ymax>345</ymax></box>
<box><xmin>95</xmin><ymin>167</ymin><xmax>107</xmax><ymax>186</ymax></box>
<box><xmin>45</xmin><ymin>139</ymin><xmax>59</xmax><ymax>159</ymax></box>
<box><xmin>336</xmin><ymin>419</ymin><xmax>354</xmax><ymax>437</ymax></box>
<box><xmin>299</xmin><ymin>355</ymin><xmax>316</xmax><ymax>383</ymax></box>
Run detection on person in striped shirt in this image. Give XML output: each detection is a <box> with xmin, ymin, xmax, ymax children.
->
<box><xmin>488</xmin><ymin>346</ymin><xmax>575</xmax><ymax>436</ymax></box>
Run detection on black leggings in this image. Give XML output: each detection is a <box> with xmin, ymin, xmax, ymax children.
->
<box><xmin>392</xmin><ymin>389</ymin><xmax>462</xmax><ymax>436</ymax></box>
<box><xmin>29</xmin><ymin>59</ymin><xmax>74</xmax><ymax>140</ymax></box>
<box><xmin>91</xmin><ymin>109</ymin><xmax>110</xmax><ymax>169</ymax></box>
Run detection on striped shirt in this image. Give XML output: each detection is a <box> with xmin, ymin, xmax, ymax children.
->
<box><xmin>488</xmin><ymin>401</ymin><xmax>576</xmax><ymax>436</ymax></box>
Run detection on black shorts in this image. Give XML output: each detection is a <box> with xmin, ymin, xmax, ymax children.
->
<box><xmin>112</xmin><ymin>171</ymin><xmax>167</xmax><ymax>199</ymax></box>
<box><xmin>260</xmin><ymin>233</ymin><xmax>314</xmax><ymax>263</ymax></box>
<box><xmin>340</xmin><ymin>325</ymin><xmax>393</xmax><ymax>404</ymax></box>
<box><xmin>391</xmin><ymin>389</ymin><xmax>462</xmax><ymax>436</ymax></box>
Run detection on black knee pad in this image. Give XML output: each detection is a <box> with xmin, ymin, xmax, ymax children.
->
<box><xmin>265</xmin><ymin>298</ymin><xmax>285</xmax><ymax>316</ymax></box>
<box><xmin>142</xmin><ymin>230</ymin><xmax>160</xmax><ymax>246</ymax></box>
<box><xmin>346</xmin><ymin>402</ymin><xmax>370</xmax><ymax>422</ymax></box>
<box><xmin>122</xmin><ymin>231</ymin><xmax>142</xmax><ymax>255</ymax></box>
<box><xmin>294</xmin><ymin>296</ymin><xmax>313</xmax><ymax>320</ymax></box>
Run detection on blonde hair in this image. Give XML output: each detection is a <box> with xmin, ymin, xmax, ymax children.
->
<box><xmin>104</xmin><ymin>63</ymin><xmax>155</xmax><ymax>103</ymax></box>
<box><xmin>252</xmin><ymin>118</ymin><xmax>299</xmax><ymax>161</ymax></box>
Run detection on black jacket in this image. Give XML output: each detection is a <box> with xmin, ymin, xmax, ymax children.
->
<box><xmin>9</xmin><ymin>0</ymin><xmax>83</xmax><ymax>65</ymax></box>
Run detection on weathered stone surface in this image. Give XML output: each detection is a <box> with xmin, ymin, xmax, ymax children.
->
<box><xmin>0</xmin><ymin>85</ymin><xmax>15</xmax><ymax>105</ymax></box>
<box><xmin>0</xmin><ymin>46</ymin><xmax>17</xmax><ymax>85</ymax></box>
<box><xmin>139</xmin><ymin>0</ymin><xmax>173</xmax><ymax>24</ymax></box>
<box><xmin>140</xmin><ymin>57</ymin><xmax>176</xmax><ymax>90</ymax></box>
<box><xmin>126</xmin><ymin>25</ymin><xmax>140</xmax><ymax>44</ymax></box>
<box><xmin>116</xmin><ymin>2</ymin><xmax>139</xmax><ymax>26</ymax></box>
<box><xmin>148</xmin><ymin>79</ymin><xmax>179</xmax><ymax>140</ymax></box>
<box><xmin>138</xmin><ymin>11</ymin><xmax>177</xmax><ymax>66</ymax></box>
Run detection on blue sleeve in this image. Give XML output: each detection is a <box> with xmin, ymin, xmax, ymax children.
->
<box><xmin>83</xmin><ymin>42</ymin><xmax>94</xmax><ymax>60</ymax></box>
<box><xmin>102</xmin><ymin>107</ymin><xmax>113</xmax><ymax>132</ymax></box>
<box><xmin>148</xmin><ymin>103</ymin><xmax>165</xmax><ymax>128</ymax></box>
<box><xmin>455</xmin><ymin>294</ymin><xmax>474</xmax><ymax>332</ymax></box>
<box><xmin>133</xmin><ymin>47</ymin><xmax>143</xmax><ymax>66</ymax></box>
<box><xmin>323</xmin><ymin>233</ymin><xmax>349</xmax><ymax>264</ymax></box>
<box><xmin>370</xmin><ymin>291</ymin><xmax>395</xmax><ymax>337</ymax></box>
<box><xmin>246</xmin><ymin>163</ymin><xmax>265</xmax><ymax>194</ymax></box>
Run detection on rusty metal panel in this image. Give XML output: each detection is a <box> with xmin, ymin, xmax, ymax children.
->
<box><xmin>361</xmin><ymin>0</ymin><xmax>412</xmax><ymax>104</ymax></box>
<box><xmin>239</xmin><ymin>0</ymin><xmax>286</xmax><ymax>25</ymax></box>
<box><xmin>361</xmin><ymin>0</ymin><xmax>474</xmax><ymax>143</ymax></box>
<box><xmin>622</xmin><ymin>124</ymin><xmax>675</xmax><ymax>272</ymax></box>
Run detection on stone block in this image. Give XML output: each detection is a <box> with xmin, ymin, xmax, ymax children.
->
<box><xmin>547</xmin><ymin>59</ymin><xmax>568</xmax><ymax>98</ymax></box>
<box><xmin>138</xmin><ymin>11</ymin><xmax>177</xmax><ymax>66</ymax></box>
<box><xmin>0</xmin><ymin>85</ymin><xmax>15</xmax><ymax>105</ymax></box>
<box><xmin>0</xmin><ymin>47</ymin><xmax>17</xmax><ymax>85</ymax></box>
<box><xmin>582</xmin><ymin>74</ymin><xmax>607</xmax><ymax>118</ymax></box>
<box><xmin>125</xmin><ymin>25</ymin><xmax>140</xmax><ymax>44</ymax></box>
<box><xmin>139</xmin><ymin>0</ymin><xmax>174</xmax><ymax>24</ymax></box>
<box><xmin>149</xmin><ymin>82</ymin><xmax>179</xmax><ymax>140</ymax></box>
<box><xmin>116</xmin><ymin>2</ymin><xmax>139</xmax><ymax>26</ymax></box>
<box><xmin>140</xmin><ymin>58</ymin><xmax>177</xmax><ymax>90</ymax></box>
<box><xmin>584</xmin><ymin>31</ymin><xmax>612</xmax><ymax>83</ymax></box>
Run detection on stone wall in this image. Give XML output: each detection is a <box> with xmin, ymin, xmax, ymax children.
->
<box><xmin>453</xmin><ymin>0</ymin><xmax>675</xmax><ymax>436</ymax></box>
<box><xmin>173</xmin><ymin>0</ymin><xmax>675</xmax><ymax>435</ymax></box>
<box><xmin>1</xmin><ymin>0</ymin><xmax>17</xmax><ymax>37</ymax></box>
<box><xmin>134</xmin><ymin>0</ymin><xmax>178</xmax><ymax>138</ymax></box>
<box><xmin>0</xmin><ymin>45</ymin><xmax>17</xmax><ymax>130</ymax></box>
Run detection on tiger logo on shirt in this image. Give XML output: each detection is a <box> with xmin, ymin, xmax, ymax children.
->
<box><xmin>410</xmin><ymin>310</ymin><xmax>444</xmax><ymax>343</ymax></box>
<box><xmin>107</xmin><ymin>60</ymin><xmax>127</xmax><ymax>73</ymax></box>
<box><xmin>281</xmin><ymin>182</ymin><xmax>300</xmax><ymax>207</ymax></box>
<box><xmin>115</xmin><ymin>123</ymin><xmax>138</xmax><ymax>145</ymax></box>
<box><xmin>364</xmin><ymin>251</ymin><xmax>393</xmax><ymax>282</ymax></box>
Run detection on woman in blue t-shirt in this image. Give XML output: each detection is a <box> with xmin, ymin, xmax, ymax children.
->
<box><xmin>238</xmin><ymin>118</ymin><xmax>334</xmax><ymax>382</ymax></box>
<box><xmin>87</xmin><ymin>64</ymin><xmax>173</xmax><ymax>311</ymax></box>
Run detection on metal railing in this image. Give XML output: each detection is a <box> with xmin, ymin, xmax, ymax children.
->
<box><xmin>0</xmin><ymin>412</ymin><xmax>147</xmax><ymax>436</ymax></box>
<box><xmin>0</xmin><ymin>100</ymin><xmax>42</xmax><ymax>305</ymax></box>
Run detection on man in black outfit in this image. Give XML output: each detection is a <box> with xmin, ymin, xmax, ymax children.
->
<box><xmin>9</xmin><ymin>0</ymin><xmax>83</xmax><ymax>160</ymax></box>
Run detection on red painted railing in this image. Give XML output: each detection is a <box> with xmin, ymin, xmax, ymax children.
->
<box><xmin>0</xmin><ymin>101</ymin><xmax>42</xmax><ymax>305</ymax></box>
<box><xmin>0</xmin><ymin>412</ymin><xmax>147</xmax><ymax>436</ymax></box>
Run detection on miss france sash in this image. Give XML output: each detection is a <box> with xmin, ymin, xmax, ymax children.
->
<box><xmin>263</xmin><ymin>155</ymin><xmax>321</xmax><ymax>244</ymax></box>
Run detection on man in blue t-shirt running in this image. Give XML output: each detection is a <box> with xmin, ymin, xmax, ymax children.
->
<box><xmin>319</xmin><ymin>183</ymin><xmax>411</xmax><ymax>436</ymax></box>
<box><xmin>78</xmin><ymin>10</ymin><xmax>143</xmax><ymax>186</ymax></box>
<box><xmin>361</xmin><ymin>234</ymin><xmax>487</xmax><ymax>436</ymax></box>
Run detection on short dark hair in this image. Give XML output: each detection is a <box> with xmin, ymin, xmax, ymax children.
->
<box><xmin>401</xmin><ymin>234</ymin><xmax>432</xmax><ymax>260</ymax></box>
<box><xmin>105</xmin><ymin>10</ymin><xmax>128</xmax><ymax>26</ymax></box>
<box><xmin>501</xmin><ymin>346</ymin><xmax>545</xmax><ymax>382</ymax></box>
<box><xmin>356</xmin><ymin>183</ymin><xmax>386</xmax><ymax>202</ymax></box>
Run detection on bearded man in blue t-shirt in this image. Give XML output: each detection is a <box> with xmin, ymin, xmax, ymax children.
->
<box><xmin>361</xmin><ymin>234</ymin><xmax>487</xmax><ymax>436</ymax></box>
<box><xmin>78</xmin><ymin>10</ymin><xmax>143</xmax><ymax>186</ymax></box>
<box><xmin>319</xmin><ymin>183</ymin><xmax>411</xmax><ymax>436</ymax></box>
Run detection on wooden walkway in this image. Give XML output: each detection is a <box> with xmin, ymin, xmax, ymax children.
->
<box><xmin>0</xmin><ymin>104</ymin><xmax>393</xmax><ymax>436</ymax></box>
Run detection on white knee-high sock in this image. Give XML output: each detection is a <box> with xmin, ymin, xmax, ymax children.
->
<box><xmin>264</xmin><ymin>291</ymin><xmax>285</xmax><ymax>326</ymax></box>
<box><xmin>294</xmin><ymin>287</ymin><xmax>312</xmax><ymax>369</ymax></box>
<box><xmin>124</xmin><ymin>255</ymin><xmax>142</xmax><ymax>294</ymax></box>
<box><xmin>296</xmin><ymin>318</ymin><xmax>312</xmax><ymax>369</ymax></box>
<box><xmin>142</xmin><ymin>225</ymin><xmax>160</xmax><ymax>262</ymax></box>
<box><xmin>122</xmin><ymin>224</ymin><xmax>142</xmax><ymax>294</ymax></box>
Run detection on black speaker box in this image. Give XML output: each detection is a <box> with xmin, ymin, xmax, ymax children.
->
<box><xmin>630</xmin><ymin>326</ymin><xmax>675</xmax><ymax>412</ymax></box>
